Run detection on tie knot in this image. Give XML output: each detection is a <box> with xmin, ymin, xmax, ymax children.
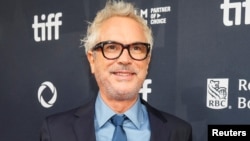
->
<box><xmin>111</xmin><ymin>114</ymin><xmax>126</xmax><ymax>126</ymax></box>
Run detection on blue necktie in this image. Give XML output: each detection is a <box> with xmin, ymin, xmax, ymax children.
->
<box><xmin>111</xmin><ymin>114</ymin><xmax>127</xmax><ymax>141</ymax></box>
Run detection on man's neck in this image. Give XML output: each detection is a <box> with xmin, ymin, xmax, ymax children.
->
<box><xmin>100</xmin><ymin>93</ymin><xmax>138</xmax><ymax>114</ymax></box>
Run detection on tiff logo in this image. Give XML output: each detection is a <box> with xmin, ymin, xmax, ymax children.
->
<box><xmin>32</xmin><ymin>12</ymin><xmax>62</xmax><ymax>42</ymax></box>
<box><xmin>220</xmin><ymin>0</ymin><xmax>250</xmax><ymax>26</ymax></box>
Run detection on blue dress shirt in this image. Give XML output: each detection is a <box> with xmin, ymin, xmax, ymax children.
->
<box><xmin>94</xmin><ymin>93</ymin><xmax>151</xmax><ymax>141</ymax></box>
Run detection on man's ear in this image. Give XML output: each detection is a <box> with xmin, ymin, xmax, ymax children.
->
<box><xmin>87</xmin><ymin>51</ymin><xmax>95</xmax><ymax>74</ymax></box>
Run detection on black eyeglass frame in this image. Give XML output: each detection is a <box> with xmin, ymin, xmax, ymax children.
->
<box><xmin>92</xmin><ymin>40</ymin><xmax>151</xmax><ymax>61</ymax></box>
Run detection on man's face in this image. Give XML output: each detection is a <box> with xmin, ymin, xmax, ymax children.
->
<box><xmin>87</xmin><ymin>16</ymin><xmax>151</xmax><ymax>101</ymax></box>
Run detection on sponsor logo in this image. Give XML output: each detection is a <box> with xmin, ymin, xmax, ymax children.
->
<box><xmin>220</xmin><ymin>0</ymin><xmax>250</xmax><ymax>26</ymax></box>
<box><xmin>207</xmin><ymin>78</ymin><xmax>250</xmax><ymax>110</ymax></box>
<box><xmin>206</xmin><ymin>78</ymin><xmax>229</xmax><ymax>109</ymax></box>
<box><xmin>139</xmin><ymin>6</ymin><xmax>171</xmax><ymax>25</ymax></box>
<box><xmin>32</xmin><ymin>12</ymin><xmax>62</xmax><ymax>42</ymax></box>
<box><xmin>38</xmin><ymin>81</ymin><xmax>57</xmax><ymax>108</ymax></box>
<box><xmin>238</xmin><ymin>79</ymin><xmax>250</xmax><ymax>109</ymax></box>
<box><xmin>139</xmin><ymin>79</ymin><xmax>152</xmax><ymax>101</ymax></box>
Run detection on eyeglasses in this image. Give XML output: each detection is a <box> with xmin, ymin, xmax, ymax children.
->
<box><xmin>92</xmin><ymin>41</ymin><xmax>150</xmax><ymax>61</ymax></box>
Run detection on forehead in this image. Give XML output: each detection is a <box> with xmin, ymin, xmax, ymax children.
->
<box><xmin>99</xmin><ymin>16</ymin><xmax>147</xmax><ymax>43</ymax></box>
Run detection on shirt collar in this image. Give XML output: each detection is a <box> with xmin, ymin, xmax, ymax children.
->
<box><xmin>95</xmin><ymin>92</ymin><xmax>144</xmax><ymax>129</ymax></box>
<box><xmin>95</xmin><ymin>93</ymin><xmax>115</xmax><ymax>128</ymax></box>
<box><xmin>124</xmin><ymin>97</ymin><xmax>143</xmax><ymax>129</ymax></box>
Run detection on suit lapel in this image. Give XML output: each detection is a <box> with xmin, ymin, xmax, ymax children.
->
<box><xmin>141</xmin><ymin>99</ymin><xmax>170</xmax><ymax>141</ymax></box>
<box><xmin>148</xmin><ymin>111</ymin><xmax>170</xmax><ymax>141</ymax></box>
<box><xmin>73</xmin><ymin>98</ymin><xmax>96</xmax><ymax>141</ymax></box>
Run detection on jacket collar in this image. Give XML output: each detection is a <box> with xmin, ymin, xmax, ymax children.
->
<box><xmin>73</xmin><ymin>97</ymin><xmax>96</xmax><ymax>141</ymax></box>
<box><xmin>72</xmin><ymin>97</ymin><xmax>169</xmax><ymax>141</ymax></box>
<box><xmin>141</xmin><ymin>99</ymin><xmax>169</xmax><ymax>141</ymax></box>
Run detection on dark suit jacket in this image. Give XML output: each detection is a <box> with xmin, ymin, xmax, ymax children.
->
<box><xmin>40</xmin><ymin>97</ymin><xmax>192</xmax><ymax>141</ymax></box>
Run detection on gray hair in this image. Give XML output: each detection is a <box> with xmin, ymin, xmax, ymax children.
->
<box><xmin>81</xmin><ymin>1</ymin><xmax>153</xmax><ymax>54</ymax></box>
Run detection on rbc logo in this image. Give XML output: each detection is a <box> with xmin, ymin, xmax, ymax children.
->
<box><xmin>206</xmin><ymin>78</ymin><xmax>229</xmax><ymax>109</ymax></box>
<box><xmin>32</xmin><ymin>12</ymin><xmax>62</xmax><ymax>42</ymax></box>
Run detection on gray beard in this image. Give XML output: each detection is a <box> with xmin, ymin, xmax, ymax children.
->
<box><xmin>100</xmin><ymin>78</ymin><xmax>141</xmax><ymax>101</ymax></box>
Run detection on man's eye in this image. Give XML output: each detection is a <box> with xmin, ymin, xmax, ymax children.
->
<box><xmin>131</xmin><ymin>45</ymin><xmax>145</xmax><ymax>52</ymax></box>
<box><xmin>107</xmin><ymin>45</ymin><xmax>117</xmax><ymax>50</ymax></box>
<box><xmin>133</xmin><ymin>46</ymin><xmax>142</xmax><ymax>50</ymax></box>
<box><xmin>104</xmin><ymin>44</ymin><xmax>120</xmax><ymax>52</ymax></box>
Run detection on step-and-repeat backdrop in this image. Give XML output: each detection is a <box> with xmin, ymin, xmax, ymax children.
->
<box><xmin>1</xmin><ymin>0</ymin><xmax>250</xmax><ymax>140</ymax></box>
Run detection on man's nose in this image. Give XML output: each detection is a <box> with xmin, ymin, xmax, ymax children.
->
<box><xmin>117</xmin><ymin>48</ymin><xmax>132</xmax><ymax>63</ymax></box>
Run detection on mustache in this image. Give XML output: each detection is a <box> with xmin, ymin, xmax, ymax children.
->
<box><xmin>109</xmin><ymin>65</ymin><xmax>138</xmax><ymax>74</ymax></box>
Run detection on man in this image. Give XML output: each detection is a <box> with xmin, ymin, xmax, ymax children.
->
<box><xmin>40</xmin><ymin>1</ymin><xmax>192</xmax><ymax>141</ymax></box>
